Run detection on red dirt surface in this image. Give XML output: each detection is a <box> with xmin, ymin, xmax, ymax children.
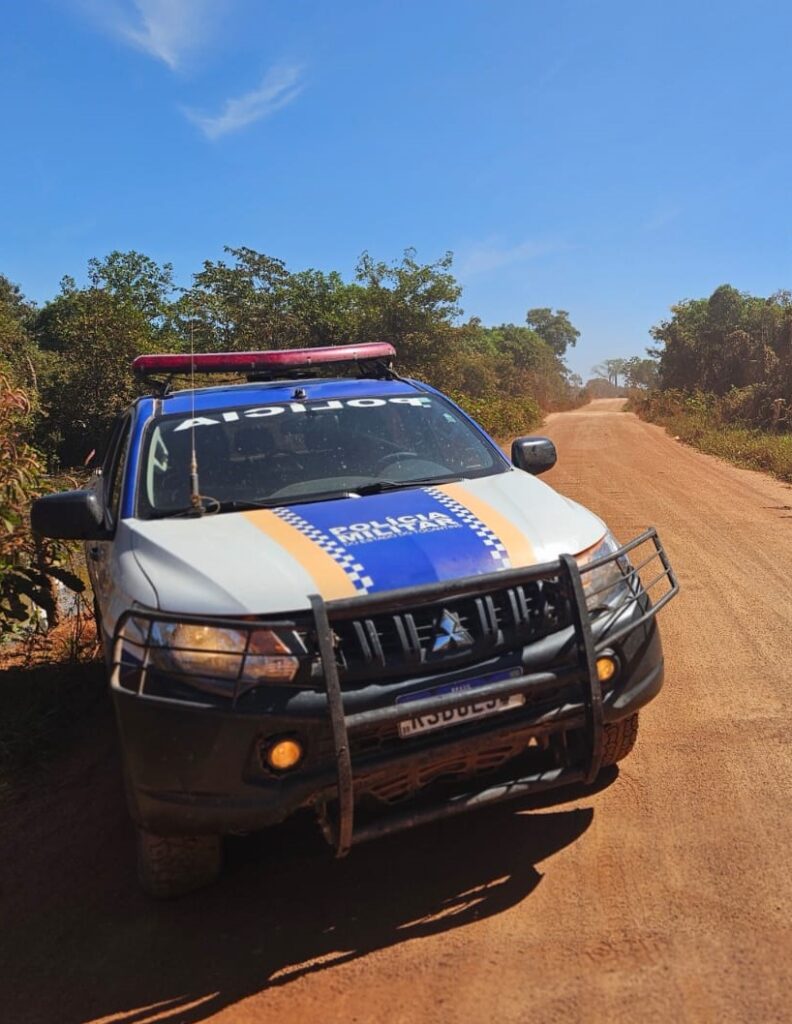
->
<box><xmin>2</xmin><ymin>400</ymin><xmax>791</xmax><ymax>1023</ymax></box>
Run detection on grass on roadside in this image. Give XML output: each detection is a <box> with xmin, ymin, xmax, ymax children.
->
<box><xmin>630</xmin><ymin>392</ymin><xmax>792</xmax><ymax>483</ymax></box>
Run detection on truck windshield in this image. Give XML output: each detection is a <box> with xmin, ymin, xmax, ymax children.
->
<box><xmin>137</xmin><ymin>393</ymin><xmax>508</xmax><ymax>517</ymax></box>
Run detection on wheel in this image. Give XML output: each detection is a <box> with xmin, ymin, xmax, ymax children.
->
<box><xmin>136</xmin><ymin>828</ymin><xmax>222</xmax><ymax>899</ymax></box>
<box><xmin>601</xmin><ymin>713</ymin><xmax>639</xmax><ymax>767</ymax></box>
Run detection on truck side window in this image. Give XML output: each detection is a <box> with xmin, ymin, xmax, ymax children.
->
<box><xmin>106</xmin><ymin>417</ymin><xmax>132</xmax><ymax>526</ymax></box>
<box><xmin>101</xmin><ymin>415</ymin><xmax>125</xmax><ymax>478</ymax></box>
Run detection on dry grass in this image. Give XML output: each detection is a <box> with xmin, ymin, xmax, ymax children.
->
<box><xmin>631</xmin><ymin>393</ymin><xmax>792</xmax><ymax>483</ymax></box>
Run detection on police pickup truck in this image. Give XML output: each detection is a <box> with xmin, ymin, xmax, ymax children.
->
<box><xmin>32</xmin><ymin>343</ymin><xmax>677</xmax><ymax>897</ymax></box>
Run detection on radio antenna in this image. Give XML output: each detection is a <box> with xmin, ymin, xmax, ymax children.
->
<box><xmin>188</xmin><ymin>315</ymin><xmax>203</xmax><ymax>515</ymax></box>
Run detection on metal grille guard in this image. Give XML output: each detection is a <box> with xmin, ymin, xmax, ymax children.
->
<box><xmin>111</xmin><ymin>528</ymin><xmax>678</xmax><ymax>856</ymax></box>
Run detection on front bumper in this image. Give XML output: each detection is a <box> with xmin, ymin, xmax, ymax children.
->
<box><xmin>110</xmin><ymin>529</ymin><xmax>677</xmax><ymax>851</ymax></box>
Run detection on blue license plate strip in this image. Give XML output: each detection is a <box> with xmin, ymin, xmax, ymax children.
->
<box><xmin>395</xmin><ymin>667</ymin><xmax>525</xmax><ymax>738</ymax></box>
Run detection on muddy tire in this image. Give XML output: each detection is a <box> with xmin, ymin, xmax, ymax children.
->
<box><xmin>137</xmin><ymin>829</ymin><xmax>222</xmax><ymax>899</ymax></box>
<box><xmin>601</xmin><ymin>713</ymin><xmax>639</xmax><ymax>767</ymax></box>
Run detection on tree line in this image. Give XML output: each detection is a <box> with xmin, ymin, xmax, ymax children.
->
<box><xmin>0</xmin><ymin>246</ymin><xmax>585</xmax><ymax>630</ymax></box>
<box><xmin>2</xmin><ymin>247</ymin><xmax>584</xmax><ymax>467</ymax></box>
<box><xmin>591</xmin><ymin>357</ymin><xmax>658</xmax><ymax>390</ymax></box>
<box><xmin>644</xmin><ymin>284</ymin><xmax>792</xmax><ymax>429</ymax></box>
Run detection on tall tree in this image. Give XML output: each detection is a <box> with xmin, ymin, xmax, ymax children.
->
<box><xmin>592</xmin><ymin>358</ymin><xmax>628</xmax><ymax>386</ymax></box>
<box><xmin>34</xmin><ymin>287</ymin><xmax>159</xmax><ymax>465</ymax></box>
<box><xmin>0</xmin><ymin>277</ymin><xmax>39</xmax><ymax>397</ymax></box>
<box><xmin>623</xmin><ymin>356</ymin><xmax>659</xmax><ymax>389</ymax></box>
<box><xmin>352</xmin><ymin>248</ymin><xmax>462</xmax><ymax>373</ymax></box>
<box><xmin>525</xmin><ymin>308</ymin><xmax>580</xmax><ymax>356</ymax></box>
<box><xmin>180</xmin><ymin>246</ymin><xmax>292</xmax><ymax>351</ymax></box>
<box><xmin>651</xmin><ymin>285</ymin><xmax>785</xmax><ymax>394</ymax></box>
<box><xmin>0</xmin><ymin>274</ymin><xmax>35</xmax><ymax>324</ymax></box>
<box><xmin>87</xmin><ymin>250</ymin><xmax>176</xmax><ymax>323</ymax></box>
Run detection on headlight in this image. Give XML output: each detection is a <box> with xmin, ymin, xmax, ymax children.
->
<box><xmin>574</xmin><ymin>531</ymin><xmax>631</xmax><ymax>610</ymax></box>
<box><xmin>147</xmin><ymin>622</ymin><xmax>301</xmax><ymax>692</ymax></box>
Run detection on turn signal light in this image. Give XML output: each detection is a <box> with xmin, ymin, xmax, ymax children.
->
<box><xmin>266</xmin><ymin>738</ymin><xmax>304</xmax><ymax>771</ymax></box>
<box><xmin>596</xmin><ymin>655</ymin><xmax>618</xmax><ymax>683</ymax></box>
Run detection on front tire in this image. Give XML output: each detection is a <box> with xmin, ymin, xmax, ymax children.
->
<box><xmin>137</xmin><ymin>829</ymin><xmax>222</xmax><ymax>898</ymax></box>
<box><xmin>601</xmin><ymin>713</ymin><xmax>639</xmax><ymax>767</ymax></box>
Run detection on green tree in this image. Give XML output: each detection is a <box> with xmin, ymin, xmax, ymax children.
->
<box><xmin>0</xmin><ymin>274</ymin><xmax>35</xmax><ymax>324</ymax></box>
<box><xmin>87</xmin><ymin>250</ymin><xmax>176</xmax><ymax>323</ymax></box>
<box><xmin>651</xmin><ymin>285</ymin><xmax>783</xmax><ymax>395</ymax></box>
<box><xmin>276</xmin><ymin>269</ymin><xmax>360</xmax><ymax>346</ymax></box>
<box><xmin>623</xmin><ymin>356</ymin><xmax>659</xmax><ymax>389</ymax></box>
<box><xmin>180</xmin><ymin>246</ymin><xmax>292</xmax><ymax>351</ymax></box>
<box><xmin>0</xmin><ymin>277</ymin><xmax>39</xmax><ymax>396</ymax></box>
<box><xmin>353</xmin><ymin>249</ymin><xmax>461</xmax><ymax>334</ymax></box>
<box><xmin>34</xmin><ymin>287</ymin><xmax>159</xmax><ymax>465</ymax></box>
<box><xmin>592</xmin><ymin>358</ymin><xmax>628</xmax><ymax>386</ymax></box>
<box><xmin>525</xmin><ymin>308</ymin><xmax>580</xmax><ymax>356</ymax></box>
<box><xmin>351</xmin><ymin>248</ymin><xmax>462</xmax><ymax>376</ymax></box>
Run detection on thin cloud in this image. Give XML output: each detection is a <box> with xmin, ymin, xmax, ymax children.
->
<box><xmin>184</xmin><ymin>65</ymin><xmax>305</xmax><ymax>140</ymax></box>
<box><xmin>456</xmin><ymin>238</ymin><xmax>573</xmax><ymax>278</ymax></box>
<box><xmin>77</xmin><ymin>0</ymin><xmax>227</xmax><ymax>69</ymax></box>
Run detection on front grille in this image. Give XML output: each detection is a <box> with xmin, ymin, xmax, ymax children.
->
<box><xmin>330</xmin><ymin>578</ymin><xmax>571</xmax><ymax>686</ymax></box>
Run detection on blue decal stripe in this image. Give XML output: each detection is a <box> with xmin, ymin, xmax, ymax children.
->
<box><xmin>272</xmin><ymin>486</ymin><xmax>522</xmax><ymax>596</ymax></box>
<box><xmin>273</xmin><ymin>507</ymin><xmax>374</xmax><ymax>595</ymax></box>
<box><xmin>426</xmin><ymin>487</ymin><xmax>511</xmax><ymax>571</ymax></box>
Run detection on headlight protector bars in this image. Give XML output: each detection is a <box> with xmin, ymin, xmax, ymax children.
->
<box><xmin>111</xmin><ymin>527</ymin><xmax>677</xmax><ymax>855</ymax></box>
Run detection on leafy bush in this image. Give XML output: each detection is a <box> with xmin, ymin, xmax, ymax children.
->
<box><xmin>0</xmin><ymin>375</ymin><xmax>83</xmax><ymax>634</ymax></box>
<box><xmin>450</xmin><ymin>392</ymin><xmax>543</xmax><ymax>438</ymax></box>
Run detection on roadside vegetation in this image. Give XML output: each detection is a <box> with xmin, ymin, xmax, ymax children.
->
<box><xmin>632</xmin><ymin>390</ymin><xmax>792</xmax><ymax>482</ymax></box>
<box><xmin>630</xmin><ymin>285</ymin><xmax>792</xmax><ymax>480</ymax></box>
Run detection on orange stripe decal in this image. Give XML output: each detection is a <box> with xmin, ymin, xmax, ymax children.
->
<box><xmin>436</xmin><ymin>483</ymin><xmax>537</xmax><ymax>569</ymax></box>
<box><xmin>243</xmin><ymin>509</ymin><xmax>358</xmax><ymax>599</ymax></box>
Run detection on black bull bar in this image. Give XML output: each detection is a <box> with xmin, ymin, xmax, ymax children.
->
<box><xmin>112</xmin><ymin>528</ymin><xmax>677</xmax><ymax>856</ymax></box>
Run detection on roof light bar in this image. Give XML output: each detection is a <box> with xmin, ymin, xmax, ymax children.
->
<box><xmin>132</xmin><ymin>343</ymin><xmax>396</xmax><ymax>378</ymax></box>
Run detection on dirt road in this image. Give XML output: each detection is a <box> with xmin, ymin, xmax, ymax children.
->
<box><xmin>3</xmin><ymin>399</ymin><xmax>792</xmax><ymax>1024</ymax></box>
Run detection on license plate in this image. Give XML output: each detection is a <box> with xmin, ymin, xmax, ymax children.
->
<box><xmin>396</xmin><ymin>669</ymin><xmax>525</xmax><ymax>738</ymax></box>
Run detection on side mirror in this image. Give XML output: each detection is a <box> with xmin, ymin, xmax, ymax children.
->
<box><xmin>31</xmin><ymin>489</ymin><xmax>108</xmax><ymax>540</ymax></box>
<box><xmin>511</xmin><ymin>436</ymin><xmax>557</xmax><ymax>476</ymax></box>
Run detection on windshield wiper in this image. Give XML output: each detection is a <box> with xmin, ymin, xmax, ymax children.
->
<box><xmin>214</xmin><ymin>480</ymin><xmax>463</xmax><ymax>510</ymax></box>
<box><xmin>218</xmin><ymin>478</ymin><xmax>465</xmax><ymax>509</ymax></box>
<box><xmin>147</xmin><ymin>478</ymin><xmax>464</xmax><ymax>519</ymax></box>
<box><xmin>214</xmin><ymin>491</ymin><xmax>362</xmax><ymax>512</ymax></box>
<box><xmin>354</xmin><ymin>476</ymin><xmax>462</xmax><ymax>495</ymax></box>
<box><xmin>146</xmin><ymin>498</ymin><xmax>286</xmax><ymax>518</ymax></box>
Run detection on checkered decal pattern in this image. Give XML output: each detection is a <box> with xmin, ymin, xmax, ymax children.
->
<box><xmin>426</xmin><ymin>487</ymin><xmax>511</xmax><ymax>570</ymax></box>
<box><xmin>273</xmin><ymin>507</ymin><xmax>375</xmax><ymax>594</ymax></box>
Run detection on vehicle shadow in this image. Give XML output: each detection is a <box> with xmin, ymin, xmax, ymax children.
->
<box><xmin>0</xmin><ymin>701</ymin><xmax>614</xmax><ymax>1024</ymax></box>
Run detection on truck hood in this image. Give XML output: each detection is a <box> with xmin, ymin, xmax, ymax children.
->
<box><xmin>128</xmin><ymin>470</ymin><xmax>606</xmax><ymax>615</ymax></box>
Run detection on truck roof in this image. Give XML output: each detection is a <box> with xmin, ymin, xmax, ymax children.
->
<box><xmin>153</xmin><ymin>376</ymin><xmax>424</xmax><ymax>417</ymax></box>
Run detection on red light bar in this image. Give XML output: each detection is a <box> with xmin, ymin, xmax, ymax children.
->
<box><xmin>132</xmin><ymin>342</ymin><xmax>396</xmax><ymax>377</ymax></box>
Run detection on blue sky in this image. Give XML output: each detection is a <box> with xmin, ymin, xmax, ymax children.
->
<box><xmin>2</xmin><ymin>0</ymin><xmax>791</xmax><ymax>378</ymax></box>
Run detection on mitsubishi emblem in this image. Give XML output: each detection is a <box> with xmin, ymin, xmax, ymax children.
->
<box><xmin>432</xmin><ymin>609</ymin><xmax>473</xmax><ymax>653</ymax></box>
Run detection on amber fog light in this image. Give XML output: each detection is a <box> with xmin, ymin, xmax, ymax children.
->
<box><xmin>596</xmin><ymin>655</ymin><xmax>618</xmax><ymax>684</ymax></box>
<box><xmin>265</xmin><ymin>738</ymin><xmax>304</xmax><ymax>771</ymax></box>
